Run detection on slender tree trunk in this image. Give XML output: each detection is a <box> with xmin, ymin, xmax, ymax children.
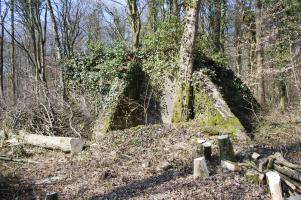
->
<box><xmin>173</xmin><ymin>0</ymin><xmax>201</xmax><ymax>122</ymax></box>
<box><xmin>127</xmin><ymin>0</ymin><xmax>141</xmax><ymax>49</ymax></box>
<box><xmin>213</xmin><ymin>0</ymin><xmax>222</xmax><ymax>52</ymax></box>
<box><xmin>255</xmin><ymin>0</ymin><xmax>266</xmax><ymax>106</ymax></box>
<box><xmin>0</xmin><ymin>1</ymin><xmax>4</xmax><ymax>100</ymax></box>
<box><xmin>47</xmin><ymin>0</ymin><xmax>66</xmax><ymax>99</ymax></box>
<box><xmin>10</xmin><ymin>0</ymin><xmax>16</xmax><ymax>104</ymax></box>
<box><xmin>172</xmin><ymin>0</ymin><xmax>179</xmax><ymax>17</ymax></box>
<box><xmin>279</xmin><ymin>76</ymin><xmax>286</xmax><ymax>113</ymax></box>
<box><xmin>234</xmin><ymin>0</ymin><xmax>242</xmax><ymax>75</ymax></box>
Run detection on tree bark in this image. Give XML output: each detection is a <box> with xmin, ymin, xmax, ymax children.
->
<box><xmin>217</xmin><ymin>134</ymin><xmax>236</xmax><ymax>162</ymax></box>
<box><xmin>255</xmin><ymin>0</ymin><xmax>266</xmax><ymax>106</ymax></box>
<box><xmin>175</xmin><ymin>0</ymin><xmax>200</xmax><ymax>121</ymax></box>
<box><xmin>0</xmin><ymin>1</ymin><xmax>5</xmax><ymax>100</ymax></box>
<box><xmin>18</xmin><ymin>131</ymin><xmax>85</xmax><ymax>153</ymax></box>
<box><xmin>266</xmin><ymin>171</ymin><xmax>283</xmax><ymax>200</ymax></box>
<box><xmin>127</xmin><ymin>0</ymin><xmax>141</xmax><ymax>49</ymax></box>
<box><xmin>47</xmin><ymin>0</ymin><xmax>67</xmax><ymax>99</ymax></box>
<box><xmin>194</xmin><ymin>157</ymin><xmax>210</xmax><ymax>178</ymax></box>
<box><xmin>10</xmin><ymin>0</ymin><xmax>16</xmax><ymax>104</ymax></box>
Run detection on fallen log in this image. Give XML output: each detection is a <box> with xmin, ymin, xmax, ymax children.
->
<box><xmin>221</xmin><ymin>160</ymin><xmax>241</xmax><ymax>172</ymax></box>
<box><xmin>273</xmin><ymin>152</ymin><xmax>301</xmax><ymax>171</ymax></box>
<box><xmin>266</xmin><ymin>171</ymin><xmax>283</xmax><ymax>200</ymax></box>
<box><xmin>17</xmin><ymin>131</ymin><xmax>85</xmax><ymax>153</ymax></box>
<box><xmin>279</xmin><ymin>173</ymin><xmax>301</xmax><ymax>191</ymax></box>
<box><xmin>274</xmin><ymin>164</ymin><xmax>301</xmax><ymax>182</ymax></box>
<box><xmin>0</xmin><ymin>155</ymin><xmax>39</xmax><ymax>164</ymax></box>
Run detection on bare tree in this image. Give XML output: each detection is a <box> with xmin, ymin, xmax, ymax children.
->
<box><xmin>255</xmin><ymin>0</ymin><xmax>266</xmax><ymax>105</ymax></box>
<box><xmin>0</xmin><ymin>0</ymin><xmax>8</xmax><ymax>100</ymax></box>
<box><xmin>10</xmin><ymin>0</ymin><xmax>16</xmax><ymax>103</ymax></box>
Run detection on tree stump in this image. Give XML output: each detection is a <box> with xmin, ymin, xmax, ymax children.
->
<box><xmin>217</xmin><ymin>134</ymin><xmax>235</xmax><ymax>161</ymax></box>
<box><xmin>202</xmin><ymin>142</ymin><xmax>212</xmax><ymax>160</ymax></box>
<box><xmin>266</xmin><ymin>171</ymin><xmax>283</xmax><ymax>200</ymax></box>
<box><xmin>45</xmin><ymin>192</ymin><xmax>58</xmax><ymax>200</ymax></box>
<box><xmin>193</xmin><ymin>157</ymin><xmax>210</xmax><ymax>178</ymax></box>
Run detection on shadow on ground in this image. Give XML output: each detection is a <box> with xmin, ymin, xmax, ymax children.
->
<box><xmin>91</xmin><ymin>169</ymin><xmax>191</xmax><ymax>200</ymax></box>
<box><xmin>0</xmin><ymin>173</ymin><xmax>35</xmax><ymax>200</ymax></box>
<box><xmin>237</xmin><ymin>142</ymin><xmax>301</xmax><ymax>161</ymax></box>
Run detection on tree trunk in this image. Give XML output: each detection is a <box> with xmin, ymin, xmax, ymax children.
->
<box><xmin>234</xmin><ymin>0</ymin><xmax>243</xmax><ymax>75</ymax></box>
<box><xmin>213</xmin><ymin>0</ymin><xmax>222</xmax><ymax>52</ymax></box>
<box><xmin>47</xmin><ymin>0</ymin><xmax>67</xmax><ymax>99</ymax></box>
<box><xmin>10</xmin><ymin>0</ymin><xmax>16</xmax><ymax>104</ymax></box>
<box><xmin>173</xmin><ymin>0</ymin><xmax>200</xmax><ymax>122</ymax></box>
<box><xmin>127</xmin><ymin>0</ymin><xmax>141</xmax><ymax>49</ymax></box>
<box><xmin>0</xmin><ymin>1</ymin><xmax>5</xmax><ymax>100</ymax></box>
<box><xmin>255</xmin><ymin>0</ymin><xmax>266</xmax><ymax>106</ymax></box>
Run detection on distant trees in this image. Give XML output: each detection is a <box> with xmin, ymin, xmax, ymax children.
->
<box><xmin>0</xmin><ymin>0</ymin><xmax>299</xmax><ymax>112</ymax></box>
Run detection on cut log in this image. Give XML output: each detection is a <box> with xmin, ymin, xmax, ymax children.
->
<box><xmin>0</xmin><ymin>130</ymin><xmax>6</xmax><ymax>140</ymax></box>
<box><xmin>45</xmin><ymin>192</ymin><xmax>58</xmax><ymax>200</ymax></box>
<box><xmin>279</xmin><ymin>173</ymin><xmax>301</xmax><ymax>190</ymax></box>
<box><xmin>252</xmin><ymin>152</ymin><xmax>261</xmax><ymax>160</ymax></box>
<box><xmin>273</xmin><ymin>152</ymin><xmax>301</xmax><ymax>171</ymax></box>
<box><xmin>287</xmin><ymin>195</ymin><xmax>301</xmax><ymax>200</ymax></box>
<box><xmin>266</xmin><ymin>171</ymin><xmax>283</xmax><ymax>200</ymax></box>
<box><xmin>194</xmin><ymin>157</ymin><xmax>210</xmax><ymax>178</ymax></box>
<box><xmin>202</xmin><ymin>142</ymin><xmax>212</xmax><ymax>160</ymax></box>
<box><xmin>245</xmin><ymin>169</ymin><xmax>264</xmax><ymax>184</ymax></box>
<box><xmin>274</xmin><ymin>164</ymin><xmax>301</xmax><ymax>182</ymax></box>
<box><xmin>19</xmin><ymin>131</ymin><xmax>84</xmax><ymax>153</ymax></box>
<box><xmin>217</xmin><ymin>134</ymin><xmax>235</xmax><ymax>162</ymax></box>
<box><xmin>221</xmin><ymin>160</ymin><xmax>241</xmax><ymax>172</ymax></box>
<box><xmin>258</xmin><ymin>158</ymin><xmax>268</xmax><ymax>172</ymax></box>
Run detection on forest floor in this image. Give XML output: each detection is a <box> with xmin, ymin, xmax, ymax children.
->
<box><xmin>1</xmin><ymin>111</ymin><xmax>301</xmax><ymax>200</ymax></box>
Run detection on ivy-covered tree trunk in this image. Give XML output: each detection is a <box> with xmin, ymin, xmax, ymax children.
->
<box><xmin>127</xmin><ymin>0</ymin><xmax>141</xmax><ymax>49</ymax></box>
<box><xmin>172</xmin><ymin>0</ymin><xmax>200</xmax><ymax>122</ymax></box>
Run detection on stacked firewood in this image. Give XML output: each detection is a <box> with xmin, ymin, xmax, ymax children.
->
<box><xmin>193</xmin><ymin>134</ymin><xmax>301</xmax><ymax>200</ymax></box>
<box><xmin>244</xmin><ymin>152</ymin><xmax>301</xmax><ymax>200</ymax></box>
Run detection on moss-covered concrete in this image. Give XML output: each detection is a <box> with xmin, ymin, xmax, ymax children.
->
<box><xmin>94</xmin><ymin>63</ymin><xmax>162</xmax><ymax>139</ymax></box>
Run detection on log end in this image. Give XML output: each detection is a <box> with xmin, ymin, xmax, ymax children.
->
<box><xmin>70</xmin><ymin>138</ymin><xmax>85</xmax><ymax>153</ymax></box>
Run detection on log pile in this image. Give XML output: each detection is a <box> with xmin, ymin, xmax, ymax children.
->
<box><xmin>193</xmin><ymin>134</ymin><xmax>301</xmax><ymax>199</ymax></box>
<box><xmin>234</xmin><ymin>151</ymin><xmax>301</xmax><ymax>199</ymax></box>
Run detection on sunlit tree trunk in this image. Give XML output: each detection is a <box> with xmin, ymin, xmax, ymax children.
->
<box><xmin>10</xmin><ymin>0</ymin><xmax>16</xmax><ymax>104</ymax></box>
<box><xmin>127</xmin><ymin>0</ymin><xmax>141</xmax><ymax>49</ymax></box>
<box><xmin>255</xmin><ymin>0</ymin><xmax>266</xmax><ymax>106</ymax></box>
<box><xmin>0</xmin><ymin>1</ymin><xmax>5</xmax><ymax>100</ymax></box>
<box><xmin>173</xmin><ymin>0</ymin><xmax>201</xmax><ymax>121</ymax></box>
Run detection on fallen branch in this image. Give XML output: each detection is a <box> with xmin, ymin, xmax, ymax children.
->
<box><xmin>0</xmin><ymin>155</ymin><xmax>39</xmax><ymax>164</ymax></box>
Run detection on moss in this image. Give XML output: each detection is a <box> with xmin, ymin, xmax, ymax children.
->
<box><xmin>172</xmin><ymin>83</ymin><xmax>193</xmax><ymax>123</ymax></box>
<box><xmin>194</xmin><ymin>87</ymin><xmax>243</xmax><ymax>136</ymax></box>
<box><xmin>172</xmin><ymin>87</ymin><xmax>184</xmax><ymax>123</ymax></box>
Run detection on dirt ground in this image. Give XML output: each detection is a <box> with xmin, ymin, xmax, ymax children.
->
<box><xmin>1</xmin><ymin>113</ymin><xmax>301</xmax><ymax>200</ymax></box>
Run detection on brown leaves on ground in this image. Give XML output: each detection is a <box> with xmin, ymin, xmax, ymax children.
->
<box><xmin>1</xmin><ymin>115</ymin><xmax>301</xmax><ymax>200</ymax></box>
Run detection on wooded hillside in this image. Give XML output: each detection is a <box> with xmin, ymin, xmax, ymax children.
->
<box><xmin>0</xmin><ymin>0</ymin><xmax>301</xmax><ymax>199</ymax></box>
